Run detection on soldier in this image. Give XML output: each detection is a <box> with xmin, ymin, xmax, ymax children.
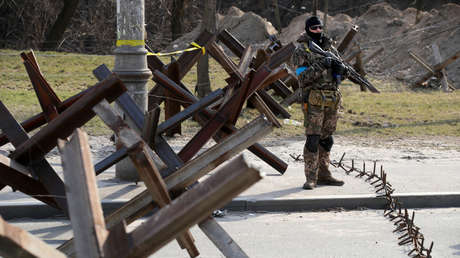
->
<box><xmin>292</xmin><ymin>16</ymin><xmax>348</xmax><ymax>190</ymax></box>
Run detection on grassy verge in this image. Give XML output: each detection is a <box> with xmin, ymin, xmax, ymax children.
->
<box><xmin>1</xmin><ymin>49</ymin><xmax>459</xmax><ymax>138</ymax></box>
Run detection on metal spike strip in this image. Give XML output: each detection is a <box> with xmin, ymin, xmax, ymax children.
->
<box><xmin>330</xmin><ymin>153</ymin><xmax>434</xmax><ymax>258</ymax></box>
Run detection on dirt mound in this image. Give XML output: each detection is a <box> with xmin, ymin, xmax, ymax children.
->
<box><xmin>166</xmin><ymin>6</ymin><xmax>277</xmax><ymax>52</ymax></box>
<box><xmin>279</xmin><ymin>11</ymin><xmax>353</xmax><ymax>45</ymax></box>
<box><xmin>281</xmin><ymin>2</ymin><xmax>460</xmax><ymax>88</ymax></box>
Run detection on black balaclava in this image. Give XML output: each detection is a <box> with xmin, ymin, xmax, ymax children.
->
<box><xmin>305</xmin><ymin>16</ymin><xmax>323</xmax><ymax>43</ymax></box>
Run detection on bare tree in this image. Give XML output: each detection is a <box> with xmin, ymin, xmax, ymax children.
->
<box><xmin>273</xmin><ymin>0</ymin><xmax>282</xmax><ymax>32</ymax></box>
<box><xmin>195</xmin><ymin>0</ymin><xmax>216</xmax><ymax>98</ymax></box>
<box><xmin>171</xmin><ymin>0</ymin><xmax>187</xmax><ymax>41</ymax></box>
<box><xmin>42</xmin><ymin>0</ymin><xmax>80</xmax><ymax>50</ymax></box>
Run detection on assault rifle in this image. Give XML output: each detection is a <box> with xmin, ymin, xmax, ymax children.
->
<box><xmin>308</xmin><ymin>40</ymin><xmax>380</xmax><ymax>93</ymax></box>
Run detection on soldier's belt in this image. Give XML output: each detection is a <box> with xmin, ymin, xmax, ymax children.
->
<box><xmin>308</xmin><ymin>89</ymin><xmax>340</xmax><ymax>108</ymax></box>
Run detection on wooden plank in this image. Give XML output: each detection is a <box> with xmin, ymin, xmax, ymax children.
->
<box><xmin>10</xmin><ymin>75</ymin><xmax>126</xmax><ymax>164</ymax></box>
<box><xmin>58</xmin><ymin>129</ymin><xmax>108</xmax><ymax>258</ymax></box>
<box><xmin>121</xmin><ymin>155</ymin><xmax>261</xmax><ymax>258</ymax></box>
<box><xmin>198</xmin><ymin>217</ymin><xmax>249</xmax><ymax>258</ymax></box>
<box><xmin>432</xmin><ymin>43</ymin><xmax>449</xmax><ymax>92</ymax></box>
<box><xmin>0</xmin><ymin>216</ymin><xmax>66</xmax><ymax>258</ymax></box>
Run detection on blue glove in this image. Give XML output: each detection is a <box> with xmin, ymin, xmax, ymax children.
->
<box><xmin>296</xmin><ymin>66</ymin><xmax>307</xmax><ymax>76</ymax></box>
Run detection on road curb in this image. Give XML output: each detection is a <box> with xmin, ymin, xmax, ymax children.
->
<box><xmin>1</xmin><ymin>192</ymin><xmax>460</xmax><ymax>219</ymax></box>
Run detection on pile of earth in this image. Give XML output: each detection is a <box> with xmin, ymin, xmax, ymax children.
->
<box><xmin>169</xmin><ymin>3</ymin><xmax>460</xmax><ymax>88</ymax></box>
<box><xmin>279</xmin><ymin>2</ymin><xmax>460</xmax><ymax>87</ymax></box>
<box><xmin>165</xmin><ymin>6</ymin><xmax>277</xmax><ymax>52</ymax></box>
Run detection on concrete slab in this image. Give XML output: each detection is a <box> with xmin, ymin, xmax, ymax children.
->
<box><xmin>6</xmin><ymin>208</ymin><xmax>460</xmax><ymax>258</ymax></box>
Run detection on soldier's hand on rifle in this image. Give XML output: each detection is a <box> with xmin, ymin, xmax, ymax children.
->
<box><xmin>331</xmin><ymin>60</ymin><xmax>348</xmax><ymax>84</ymax></box>
<box><xmin>321</xmin><ymin>57</ymin><xmax>334</xmax><ymax>69</ymax></box>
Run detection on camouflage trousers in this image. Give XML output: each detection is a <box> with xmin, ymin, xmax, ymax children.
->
<box><xmin>303</xmin><ymin>103</ymin><xmax>339</xmax><ymax>182</ymax></box>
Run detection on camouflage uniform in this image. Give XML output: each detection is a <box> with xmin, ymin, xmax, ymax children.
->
<box><xmin>292</xmin><ymin>32</ymin><xmax>344</xmax><ymax>188</ymax></box>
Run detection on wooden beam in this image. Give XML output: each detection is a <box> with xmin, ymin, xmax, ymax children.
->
<box><xmin>432</xmin><ymin>43</ymin><xmax>450</xmax><ymax>92</ymax></box>
<box><xmin>121</xmin><ymin>155</ymin><xmax>261</xmax><ymax>258</ymax></box>
<box><xmin>58</xmin><ymin>129</ymin><xmax>108</xmax><ymax>258</ymax></box>
<box><xmin>0</xmin><ymin>216</ymin><xmax>66</xmax><ymax>258</ymax></box>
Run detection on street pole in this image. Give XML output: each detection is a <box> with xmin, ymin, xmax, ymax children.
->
<box><xmin>114</xmin><ymin>0</ymin><xmax>152</xmax><ymax>181</ymax></box>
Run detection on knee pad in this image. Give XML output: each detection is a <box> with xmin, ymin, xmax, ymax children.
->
<box><xmin>306</xmin><ymin>135</ymin><xmax>320</xmax><ymax>153</ymax></box>
<box><xmin>319</xmin><ymin>136</ymin><xmax>334</xmax><ymax>152</ymax></box>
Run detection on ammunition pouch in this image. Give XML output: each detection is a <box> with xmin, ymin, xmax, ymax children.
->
<box><xmin>307</xmin><ymin>89</ymin><xmax>340</xmax><ymax>109</ymax></box>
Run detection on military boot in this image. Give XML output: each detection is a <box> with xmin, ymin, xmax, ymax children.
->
<box><xmin>303</xmin><ymin>145</ymin><xmax>319</xmax><ymax>190</ymax></box>
<box><xmin>317</xmin><ymin>149</ymin><xmax>344</xmax><ymax>186</ymax></box>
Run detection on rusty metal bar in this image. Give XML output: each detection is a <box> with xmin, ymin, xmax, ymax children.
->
<box><xmin>0</xmin><ymin>101</ymin><xmax>68</xmax><ymax>212</ymax></box>
<box><xmin>153</xmin><ymin>69</ymin><xmax>287</xmax><ymax>173</ymax></box>
<box><xmin>157</xmin><ymin>89</ymin><xmax>224</xmax><ymax>134</ymax></box>
<box><xmin>0</xmin><ymin>154</ymin><xmax>58</xmax><ymax>208</ymax></box>
<box><xmin>9</xmin><ymin>75</ymin><xmax>126</xmax><ymax>164</ymax></box>
<box><xmin>337</xmin><ymin>25</ymin><xmax>359</xmax><ymax>54</ymax></box>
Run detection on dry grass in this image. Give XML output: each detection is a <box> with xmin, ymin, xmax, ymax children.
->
<box><xmin>1</xmin><ymin>49</ymin><xmax>459</xmax><ymax>138</ymax></box>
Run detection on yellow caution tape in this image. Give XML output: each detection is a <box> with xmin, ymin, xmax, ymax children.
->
<box><xmin>147</xmin><ymin>42</ymin><xmax>205</xmax><ymax>56</ymax></box>
<box><xmin>116</xmin><ymin>39</ymin><xmax>145</xmax><ymax>47</ymax></box>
